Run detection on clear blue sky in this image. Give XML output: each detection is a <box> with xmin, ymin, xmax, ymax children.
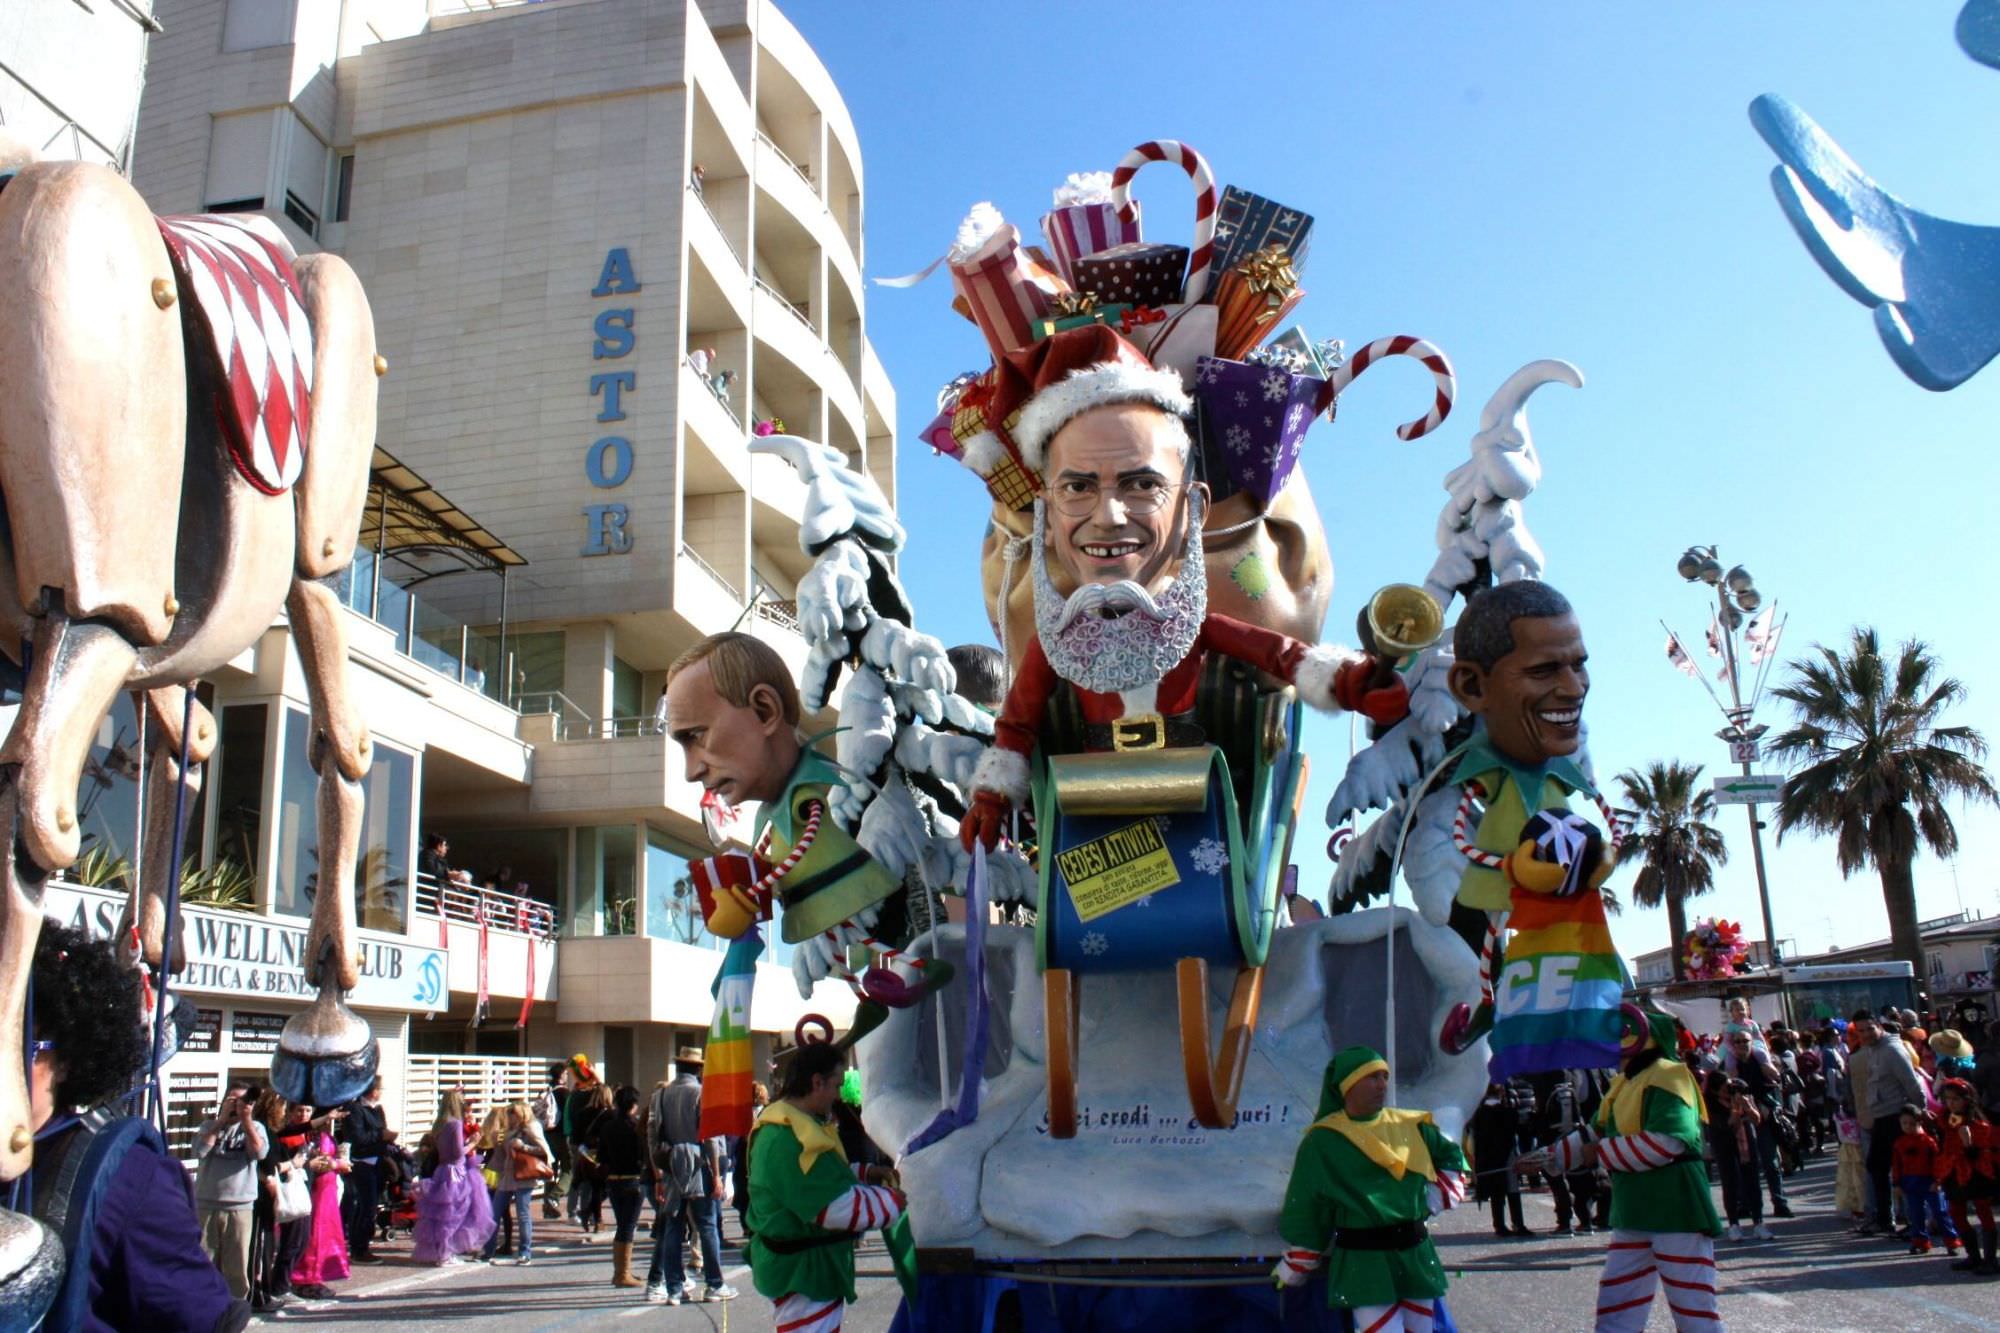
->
<box><xmin>786</xmin><ymin>2</ymin><xmax>2000</xmax><ymax>968</ymax></box>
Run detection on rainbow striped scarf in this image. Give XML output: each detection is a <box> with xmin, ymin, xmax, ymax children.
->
<box><xmin>1489</xmin><ymin>882</ymin><xmax>1628</xmax><ymax>1077</ymax></box>
<box><xmin>698</xmin><ymin>930</ymin><xmax>763</xmax><ymax>1140</ymax></box>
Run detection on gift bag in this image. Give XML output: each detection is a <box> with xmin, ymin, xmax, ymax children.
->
<box><xmin>1192</xmin><ymin>355</ymin><xmax>1326</xmax><ymax>506</ymax></box>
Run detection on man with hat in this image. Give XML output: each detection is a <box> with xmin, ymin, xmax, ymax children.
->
<box><xmin>1535</xmin><ymin>1007</ymin><xmax>1725</xmax><ymax>1331</ymax></box>
<box><xmin>1272</xmin><ymin>1046</ymin><xmax>1470</xmax><ymax>1332</ymax></box>
<box><xmin>959</xmin><ymin>324</ymin><xmax>1406</xmax><ymax>853</ymax></box>
<box><xmin>643</xmin><ymin>1044</ymin><xmax>735</xmax><ymax>1305</ymax></box>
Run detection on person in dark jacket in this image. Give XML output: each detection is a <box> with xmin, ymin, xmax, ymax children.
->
<box><xmin>597</xmin><ymin>1086</ymin><xmax>649</xmax><ymax>1289</ymax></box>
<box><xmin>338</xmin><ymin>1076</ymin><xmax>392</xmax><ymax>1263</ymax></box>
<box><xmin>1469</xmin><ymin>1081</ymin><xmax>1531</xmax><ymax>1236</ymax></box>
<box><xmin>26</xmin><ymin>919</ymin><xmax>247</xmax><ymax>1332</ymax></box>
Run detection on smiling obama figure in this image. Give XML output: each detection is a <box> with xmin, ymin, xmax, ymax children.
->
<box><xmin>960</xmin><ymin>325</ymin><xmax>1405</xmax><ymax>852</ymax></box>
<box><xmin>1437</xmin><ymin>581</ymin><xmax>1627</xmax><ymax>1076</ymax></box>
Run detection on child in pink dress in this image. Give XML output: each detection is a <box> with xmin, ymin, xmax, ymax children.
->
<box><xmin>290</xmin><ymin>1124</ymin><xmax>351</xmax><ymax>1297</ymax></box>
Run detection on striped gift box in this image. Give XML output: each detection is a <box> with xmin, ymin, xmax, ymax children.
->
<box><xmin>949</xmin><ymin>222</ymin><xmax>1072</xmax><ymax>362</ymax></box>
<box><xmin>1039</xmin><ymin>200</ymin><xmax>1144</xmax><ymax>287</ymax></box>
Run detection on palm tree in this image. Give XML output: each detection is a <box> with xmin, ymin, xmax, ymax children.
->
<box><xmin>1616</xmin><ymin>760</ymin><xmax>1730</xmax><ymax>981</ymax></box>
<box><xmin>1765</xmin><ymin>627</ymin><xmax>1997</xmax><ymax>985</ymax></box>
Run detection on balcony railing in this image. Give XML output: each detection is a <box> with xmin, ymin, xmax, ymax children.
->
<box><xmin>755</xmin><ymin>597</ymin><xmax>802</xmax><ymax>634</ymax></box>
<box><xmin>680</xmin><ymin>541</ymin><xmax>743</xmax><ymax>604</ymax></box>
<box><xmin>756</xmin><ymin>130</ymin><xmax>815</xmax><ymax>192</ymax></box>
<box><xmin>338</xmin><ymin>550</ymin><xmax>504</xmax><ymax>702</ymax></box>
<box><xmin>753</xmin><ymin>276</ymin><xmax>814</xmax><ymax>333</ymax></box>
<box><xmin>414</xmin><ymin>871</ymin><xmax>558</xmax><ymax>940</ymax></box>
<box><xmin>687</xmin><ymin>182</ymin><xmax>745</xmax><ymax>270</ymax></box>
<box><xmin>685</xmin><ymin>353</ymin><xmax>742</xmax><ymax>428</ymax></box>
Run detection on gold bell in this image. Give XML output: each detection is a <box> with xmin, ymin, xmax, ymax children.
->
<box><xmin>151</xmin><ymin>278</ymin><xmax>177</xmax><ymax>309</ymax></box>
<box><xmin>1365</xmin><ymin>584</ymin><xmax>1445</xmax><ymax>658</ymax></box>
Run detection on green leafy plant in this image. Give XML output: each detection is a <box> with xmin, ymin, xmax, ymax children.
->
<box><xmin>72</xmin><ymin>842</ymin><xmax>133</xmax><ymax>889</ymax></box>
<box><xmin>181</xmin><ymin>856</ymin><xmax>256</xmax><ymax>911</ymax></box>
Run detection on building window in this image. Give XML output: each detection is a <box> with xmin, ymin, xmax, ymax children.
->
<box><xmin>644</xmin><ymin>832</ymin><xmax>714</xmax><ymax>946</ymax></box>
<box><xmin>574</xmin><ymin>825</ymin><xmax>637</xmax><ymax>936</ymax></box>
<box><xmin>210</xmin><ymin>704</ymin><xmax>269</xmax><ymax>890</ymax></box>
<box><xmin>222</xmin><ymin>0</ymin><xmax>295</xmax><ymax>51</ymax></box>
<box><xmin>504</xmin><ymin>630</ymin><xmax>565</xmax><ymax>710</ymax></box>
<box><xmin>333</xmin><ymin>152</ymin><xmax>354</xmax><ymax>223</ymax></box>
<box><xmin>283</xmin><ymin>191</ymin><xmax>320</xmax><ymax>238</ymax></box>
<box><xmin>612</xmin><ymin>655</ymin><xmax>643</xmax><ymax>734</ymax></box>
<box><xmin>273</xmin><ymin>708</ymin><xmax>415</xmax><ymax>934</ymax></box>
<box><xmin>204</xmin><ymin>111</ymin><xmax>274</xmax><ymax>213</ymax></box>
<box><xmin>283</xmin><ymin>113</ymin><xmax>329</xmax><ymax>240</ymax></box>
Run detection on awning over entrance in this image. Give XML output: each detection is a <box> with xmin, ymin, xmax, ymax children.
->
<box><xmin>363</xmin><ymin>446</ymin><xmax>528</xmax><ymax>588</ymax></box>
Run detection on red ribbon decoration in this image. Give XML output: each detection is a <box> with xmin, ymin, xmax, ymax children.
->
<box><xmin>1120</xmin><ymin>305</ymin><xmax>1167</xmax><ymax>333</ymax></box>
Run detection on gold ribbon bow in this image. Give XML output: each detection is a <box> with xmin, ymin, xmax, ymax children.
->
<box><xmin>1240</xmin><ymin>245</ymin><xmax>1299</xmax><ymax>312</ymax></box>
<box><xmin>1049</xmin><ymin>290</ymin><xmax>1100</xmax><ymax>317</ymax></box>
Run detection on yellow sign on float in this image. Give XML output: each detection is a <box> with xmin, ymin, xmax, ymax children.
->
<box><xmin>1058</xmin><ymin>819</ymin><xmax>1183</xmax><ymax>922</ymax></box>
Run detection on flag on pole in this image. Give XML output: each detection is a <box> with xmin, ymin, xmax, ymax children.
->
<box><xmin>1745</xmin><ymin>602</ymin><xmax>1777</xmax><ymax>662</ymax></box>
<box><xmin>698</xmin><ymin>928</ymin><xmax>764</xmax><ymax>1141</ymax></box>
<box><xmin>1665</xmin><ymin>632</ymin><xmax>1699</xmax><ymax>677</ymax></box>
<box><xmin>1704</xmin><ymin>609</ymin><xmax>1724</xmax><ymax>658</ymax></box>
<box><xmin>1757</xmin><ymin>614</ymin><xmax>1786</xmax><ymax>665</ymax></box>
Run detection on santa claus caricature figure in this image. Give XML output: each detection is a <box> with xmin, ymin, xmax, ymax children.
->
<box><xmin>959</xmin><ymin>324</ymin><xmax>1407</xmax><ymax>853</ymax></box>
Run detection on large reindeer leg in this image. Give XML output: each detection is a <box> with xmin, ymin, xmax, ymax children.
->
<box><xmin>268</xmin><ymin>577</ymin><xmax>378</xmax><ymax>1108</ymax></box>
<box><xmin>116</xmin><ymin>686</ymin><xmax>216</xmax><ymax>976</ymax></box>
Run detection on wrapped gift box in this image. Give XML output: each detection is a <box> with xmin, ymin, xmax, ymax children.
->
<box><xmin>1071</xmin><ymin>242</ymin><xmax>1189</xmax><ymax>308</ymax></box>
<box><xmin>1193</xmin><ymin>355</ymin><xmax>1326</xmax><ymax>506</ymax></box>
<box><xmin>948</xmin><ymin>222</ymin><xmax>1072</xmax><ymax>361</ymax></box>
<box><xmin>1126</xmin><ymin>303</ymin><xmax>1219</xmax><ymax>384</ymax></box>
<box><xmin>1211</xmin><ymin>186</ymin><xmax>1315</xmax><ymax>283</ymax></box>
<box><xmin>1031</xmin><ymin>301</ymin><xmax>1138</xmax><ymax>342</ymax></box>
<box><xmin>1041</xmin><ymin>199</ymin><xmax>1145</xmax><ymax>286</ymax></box>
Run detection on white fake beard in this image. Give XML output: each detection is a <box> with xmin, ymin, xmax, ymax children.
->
<box><xmin>1031</xmin><ymin>495</ymin><xmax>1207</xmax><ymax>695</ymax></box>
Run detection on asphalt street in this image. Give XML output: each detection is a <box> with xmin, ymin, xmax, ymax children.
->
<box><xmin>262</xmin><ymin>1157</ymin><xmax>2000</xmax><ymax>1331</ymax></box>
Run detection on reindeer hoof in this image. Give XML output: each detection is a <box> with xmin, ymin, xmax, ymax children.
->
<box><xmin>0</xmin><ymin>1209</ymin><xmax>63</xmax><ymax>1331</ymax></box>
<box><xmin>270</xmin><ymin>988</ymin><xmax>379</xmax><ymax>1106</ymax></box>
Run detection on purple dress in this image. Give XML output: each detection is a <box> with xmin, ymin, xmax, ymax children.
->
<box><xmin>411</xmin><ymin>1120</ymin><xmax>494</xmax><ymax>1263</ymax></box>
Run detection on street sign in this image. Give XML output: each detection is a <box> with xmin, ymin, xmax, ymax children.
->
<box><xmin>1714</xmin><ymin>774</ymin><xmax>1784</xmax><ymax>805</ymax></box>
<box><xmin>1728</xmin><ymin>739</ymin><xmax>1761</xmax><ymax>764</ymax></box>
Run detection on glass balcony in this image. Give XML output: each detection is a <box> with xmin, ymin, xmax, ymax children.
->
<box><xmin>337</xmin><ymin>549</ymin><xmax>506</xmax><ymax>703</ymax></box>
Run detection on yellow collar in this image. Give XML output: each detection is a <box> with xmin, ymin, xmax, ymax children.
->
<box><xmin>1309</xmin><ymin>1107</ymin><xmax>1436</xmax><ymax>1182</ymax></box>
<box><xmin>756</xmin><ymin>1100</ymin><xmax>848</xmax><ymax>1177</ymax></box>
<box><xmin>1602</xmin><ymin>1059</ymin><xmax>1705</xmax><ymax>1136</ymax></box>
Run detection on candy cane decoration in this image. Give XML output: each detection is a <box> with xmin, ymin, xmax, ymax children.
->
<box><xmin>1109</xmin><ymin>139</ymin><xmax>1219</xmax><ymax>303</ymax></box>
<box><xmin>1324</xmin><ymin>335</ymin><xmax>1457</xmax><ymax>441</ymax></box>
<box><xmin>750</xmin><ymin>801</ymin><xmax>822</xmax><ymax>896</ymax></box>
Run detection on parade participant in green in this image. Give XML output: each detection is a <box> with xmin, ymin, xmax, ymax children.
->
<box><xmin>745</xmin><ymin>1042</ymin><xmax>905</xmax><ymax>1333</ymax></box>
<box><xmin>1273</xmin><ymin>1046</ymin><xmax>1470</xmax><ymax>1333</ymax></box>
<box><xmin>1536</xmin><ymin>1007</ymin><xmax>1724</xmax><ymax>1331</ymax></box>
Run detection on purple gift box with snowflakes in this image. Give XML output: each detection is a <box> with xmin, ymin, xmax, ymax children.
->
<box><xmin>1192</xmin><ymin>354</ymin><xmax>1328</xmax><ymax>506</ymax></box>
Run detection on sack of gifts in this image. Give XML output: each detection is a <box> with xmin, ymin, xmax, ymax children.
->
<box><xmin>1192</xmin><ymin>354</ymin><xmax>1328</xmax><ymax>506</ymax></box>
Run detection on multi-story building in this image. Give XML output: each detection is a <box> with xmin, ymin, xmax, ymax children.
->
<box><xmin>24</xmin><ymin>0</ymin><xmax>890</xmax><ymax>1140</ymax></box>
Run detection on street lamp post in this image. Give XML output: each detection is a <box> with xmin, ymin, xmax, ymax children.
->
<box><xmin>1674</xmin><ymin>545</ymin><xmax>1781</xmax><ymax>965</ymax></box>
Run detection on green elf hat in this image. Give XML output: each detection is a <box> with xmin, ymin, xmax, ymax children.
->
<box><xmin>1316</xmin><ymin>1045</ymin><xmax>1389</xmax><ymax>1117</ymax></box>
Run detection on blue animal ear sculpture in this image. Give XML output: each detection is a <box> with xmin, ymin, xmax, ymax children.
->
<box><xmin>1750</xmin><ymin>0</ymin><xmax>2000</xmax><ymax>391</ymax></box>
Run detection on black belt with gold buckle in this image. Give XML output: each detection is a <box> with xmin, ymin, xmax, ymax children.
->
<box><xmin>1083</xmin><ymin>713</ymin><xmax>1206</xmax><ymax>752</ymax></box>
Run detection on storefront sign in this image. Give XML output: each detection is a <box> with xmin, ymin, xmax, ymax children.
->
<box><xmin>43</xmin><ymin>882</ymin><xmax>448</xmax><ymax>1013</ymax></box>
<box><xmin>231</xmin><ymin>1010</ymin><xmax>288</xmax><ymax>1054</ymax></box>
<box><xmin>184</xmin><ymin>1007</ymin><xmax>224</xmax><ymax>1053</ymax></box>
<box><xmin>583</xmin><ymin>247</ymin><xmax>642</xmax><ymax>556</ymax></box>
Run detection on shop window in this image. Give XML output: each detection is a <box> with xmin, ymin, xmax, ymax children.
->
<box><xmin>72</xmin><ymin>694</ymin><xmax>142</xmax><ymax>889</ymax></box>
<box><xmin>574</xmin><ymin>825</ymin><xmax>638</xmax><ymax>936</ymax></box>
<box><xmin>274</xmin><ymin>708</ymin><xmax>415</xmax><ymax>933</ymax></box>
<box><xmin>210</xmin><ymin>704</ymin><xmax>269</xmax><ymax>891</ymax></box>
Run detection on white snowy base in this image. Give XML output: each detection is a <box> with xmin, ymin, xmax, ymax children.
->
<box><xmin>858</xmin><ymin>909</ymin><xmax>1488</xmax><ymax>1257</ymax></box>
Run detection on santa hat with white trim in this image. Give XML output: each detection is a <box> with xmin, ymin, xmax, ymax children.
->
<box><xmin>952</xmin><ymin>324</ymin><xmax>1192</xmax><ymax>508</ymax></box>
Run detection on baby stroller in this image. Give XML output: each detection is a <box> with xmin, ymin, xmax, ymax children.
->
<box><xmin>376</xmin><ymin>1142</ymin><xmax>422</xmax><ymax>1242</ymax></box>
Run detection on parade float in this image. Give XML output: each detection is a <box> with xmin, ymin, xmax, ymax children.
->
<box><xmin>707</xmin><ymin>137</ymin><xmax>1629</xmax><ymax>1329</ymax></box>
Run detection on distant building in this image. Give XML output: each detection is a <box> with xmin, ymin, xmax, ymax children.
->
<box><xmin>1784</xmin><ymin>911</ymin><xmax>1998</xmax><ymax>1020</ymax></box>
<box><xmin>11</xmin><ymin>0</ymin><xmax>894</xmax><ymax>1146</ymax></box>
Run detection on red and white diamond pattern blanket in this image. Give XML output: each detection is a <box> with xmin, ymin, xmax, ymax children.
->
<box><xmin>155</xmin><ymin>213</ymin><xmax>313</xmax><ymax>494</ymax></box>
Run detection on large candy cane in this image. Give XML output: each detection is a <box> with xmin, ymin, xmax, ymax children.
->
<box><xmin>1324</xmin><ymin>335</ymin><xmax>1457</xmax><ymax>441</ymax></box>
<box><xmin>1109</xmin><ymin>139</ymin><xmax>1218</xmax><ymax>303</ymax></box>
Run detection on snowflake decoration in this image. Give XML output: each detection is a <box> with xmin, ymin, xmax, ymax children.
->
<box><xmin>1286</xmin><ymin>403</ymin><xmax>1307</xmax><ymax>433</ymax></box>
<box><xmin>1152</xmin><ymin>815</ymin><xmax>1174</xmax><ymax>835</ymax></box>
<box><xmin>1224</xmin><ymin>424</ymin><xmax>1253</xmax><ymax>455</ymax></box>
<box><xmin>1197</xmin><ymin>359</ymin><xmax>1223</xmax><ymax>386</ymax></box>
<box><xmin>1191</xmin><ymin>837</ymin><xmax>1228</xmax><ymax>876</ymax></box>
<box><xmin>1234</xmin><ymin>389</ymin><xmax>1249</xmax><ymax>407</ymax></box>
<box><xmin>1262</xmin><ymin>371</ymin><xmax>1289</xmax><ymax>402</ymax></box>
<box><xmin>1080</xmin><ymin>931</ymin><xmax>1110</xmax><ymax>957</ymax></box>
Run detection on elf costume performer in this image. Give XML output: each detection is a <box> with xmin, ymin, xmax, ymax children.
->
<box><xmin>1544</xmin><ymin>1007</ymin><xmax>1724</xmax><ymax>1332</ymax></box>
<box><xmin>1273</xmin><ymin>1046</ymin><xmax>1470</xmax><ymax>1333</ymax></box>
<box><xmin>1435</xmin><ymin>581</ymin><xmax>1628</xmax><ymax>1078</ymax></box>
<box><xmin>746</xmin><ymin>1042</ymin><xmax>908</xmax><ymax>1333</ymax></box>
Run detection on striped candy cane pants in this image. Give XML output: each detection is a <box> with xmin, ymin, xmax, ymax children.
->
<box><xmin>774</xmin><ymin>1292</ymin><xmax>844</xmax><ymax>1333</ymax></box>
<box><xmin>1594</xmin><ymin>1231</ymin><xmax>1722</xmax><ymax>1331</ymax></box>
<box><xmin>1353</xmin><ymin>1298</ymin><xmax>1436</xmax><ymax>1332</ymax></box>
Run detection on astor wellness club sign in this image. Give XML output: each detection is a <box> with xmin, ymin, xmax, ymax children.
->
<box><xmin>44</xmin><ymin>882</ymin><xmax>447</xmax><ymax>1014</ymax></box>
